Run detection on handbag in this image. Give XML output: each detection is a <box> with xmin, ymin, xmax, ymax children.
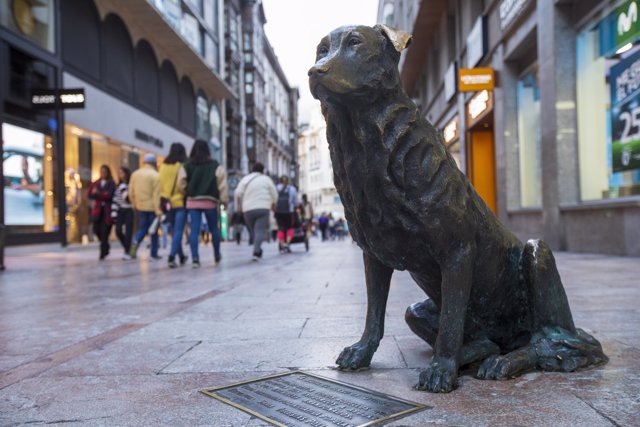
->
<box><xmin>160</xmin><ymin>169</ymin><xmax>179</xmax><ymax>213</ymax></box>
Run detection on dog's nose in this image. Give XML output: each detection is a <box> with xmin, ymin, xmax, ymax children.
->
<box><xmin>308</xmin><ymin>66</ymin><xmax>328</xmax><ymax>77</ymax></box>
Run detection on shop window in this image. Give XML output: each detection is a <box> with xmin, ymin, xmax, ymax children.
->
<box><xmin>134</xmin><ymin>40</ymin><xmax>159</xmax><ymax>114</ymax></box>
<box><xmin>517</xmin><ymin>66</ymin><xmax>542</xmax><ymax>207</ymax></box>
<box><xmin>60</xmin><ymin>0</ymin><xmax>100</xmax><ymax>79</ymax></box>
<box><xmin>577</xmin><ymin>25</ymin><xmax>640</xmax><ymax>200</ymax></box>
<box><xmin>103</xmin><ymin>14</ymin><xmax>134</xmax><ymax>99</ymax></box>
<box><xmin>2</xmin><ymin>123</ymin><xmax>57</xmax><ymax>232</ymax></box>
<box><xmin>0</xmin><ymin>0</ymin><xmax>55</xmax><ymax>52</ymax></box>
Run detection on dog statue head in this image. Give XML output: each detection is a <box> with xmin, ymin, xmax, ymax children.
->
<box><xmin>308</xmin><ymin>24</ymin><xmax>412</xmax><ymax>105</ymax></box>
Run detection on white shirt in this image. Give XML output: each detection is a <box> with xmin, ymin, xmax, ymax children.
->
<box><xmin>235</xmin><ymin>172</ymin><xmax>278</xmax><ymax>212</ymax></box>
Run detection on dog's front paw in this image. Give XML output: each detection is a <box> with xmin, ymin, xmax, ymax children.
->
<box><xmin>336</xmin><ymin>340</ymin><xmax>378</xmax><ymax>371</ymax></box>
<box><xmin>416</xmin><ymin>356</ymin><xmax>458</xmax><ymax>393</ymax></box>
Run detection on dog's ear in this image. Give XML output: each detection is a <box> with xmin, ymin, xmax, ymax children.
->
<box><xmin>374</xmin><ymin>24</ymin><xmax>412</xmax><ymax>52</ymax></box>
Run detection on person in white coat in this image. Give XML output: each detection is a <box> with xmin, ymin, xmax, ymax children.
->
<box><xmin>234</xmin><ymin>162</ymin><xmax>277</xmax><ymax>260</ymax></box>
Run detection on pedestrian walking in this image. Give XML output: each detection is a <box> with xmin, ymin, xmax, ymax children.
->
<box><xmin>178</xmin><ymin>139</ymin><xmax>228</xmax><ymax>268</ymax></box>
<box><xmin>318</xmin><ymin>212</ymin><xmax>329</xmax><ymax>241</ymax></box>
<box><xmin>88</xmin><ymin>165</ymin><xmax>116</xmax><ymax>260</ymax></box>
<box><xmin>128</xmin><ymin>153</ymin><xmax>162</xmax><ymax>260</ymax></box>
<box><xmin>159</xmin><ymin>143</ymin><xmax>188</xmax><ymax>268</ymax></box>
<box><xmin>235</xmin><ymin>162</ymin><xmax>277</xmax><ymax>261</ymax></box>
<box><xmin>301</xmin><ymin>193</ymin><xmax>314</xmax><ymax>237</ymax></box>
<box><xmin>274</xmin><ymin>175</ymin><xmax>298</xmax><ymax>253</ymax></box>
<box><xmin>112</xmin><ymin>167</ymin><xmax>134</xmax><ymax>259</ymax></box>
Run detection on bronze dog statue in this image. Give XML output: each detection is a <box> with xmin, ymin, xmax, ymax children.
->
<box><xmin>308</xmin><ymin>24</ymin><xmax>607</xmax><ymax>393</ymax></box>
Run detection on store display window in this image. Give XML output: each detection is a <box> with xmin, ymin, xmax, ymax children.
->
<box><xmin>577</xmin><ymin>5</ymin><xmax>640</xmax><ymax>200</ymax></box>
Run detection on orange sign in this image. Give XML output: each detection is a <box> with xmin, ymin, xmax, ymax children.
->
<box><xmin>458</xmin><ymin>68</ymin><xmax>495</xmax><ymax>92</ymax></box>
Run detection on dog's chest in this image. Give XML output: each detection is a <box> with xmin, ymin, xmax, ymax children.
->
<box><xmin>342</xmin><ymin>170</ymin><xmax>424</xmax><ymax>271</ymax></box>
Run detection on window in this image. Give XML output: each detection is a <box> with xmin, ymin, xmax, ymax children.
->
<box><xmin>0</xmin><ymin>0</ymin><xmax>55</xmax><ymax>52</ymax></box>
<box><xmin>3</xmin><ymin>123</ymin><xmax>57</xmax><ymax>232</ymax></box>
<box><xmin>517</xmin><ymin>66</ymin><xmax>542</xmax><ymax>207</ymax></box>
<box><xmin>577</xmin><ymin>22</ymin><xmax>640</xmax><ymax>199</ymax></box>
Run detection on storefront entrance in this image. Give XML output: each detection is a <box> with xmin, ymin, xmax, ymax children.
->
<box><xmin>468</xmin><ymin>126</ymin><xmax>497</xmax><ymax>213</ymax></box>
<box><xmin>466</xmin><ymin>90</ymin><xmax>497</xmax><ymax>213</ymax></box>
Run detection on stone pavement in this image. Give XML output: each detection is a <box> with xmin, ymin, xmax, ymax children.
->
<box><xmin>0</xmin><ymin>238</ymin><xmax>638</xmax><ymax>426</ymax></box>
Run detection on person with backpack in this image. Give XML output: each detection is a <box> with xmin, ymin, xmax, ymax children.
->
<box><xmin>235</xmin><ymin>162</ymin><xmax>277</xmax><ymax>261</ymax></box>
<box><xmin>274</xmin><ymin>175</ymin><xmax>298</xmax><ymax>253</ymax></box>
<box><xmin>159</xmin><ymin>143</ymin><xmax>188</xmax><ymax>268</ymax></box>
<box><xmin>177</xmin><ymin>139</ymin><xmax>228</xmax><ymax>268</ymax></box>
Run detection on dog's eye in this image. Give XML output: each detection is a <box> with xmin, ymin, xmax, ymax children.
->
<box><xmin>348</xmin><ymin>37</ymin><xmax>361</xmax><ymax>47</ymax></box>
<box><xmin>317</xmin><ymin>46</ymin><xmax>329</xmax><ymax>57</ymax></box>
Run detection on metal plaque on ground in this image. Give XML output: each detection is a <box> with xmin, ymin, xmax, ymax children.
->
<box><xmin>201</xmin><ymin>371</ymin><xmax>429</xmax><ymax>427</ymax></box>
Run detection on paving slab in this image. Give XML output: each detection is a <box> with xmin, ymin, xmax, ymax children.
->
<box><xmin>0</xmin><ymin>239</ymin><xmax>638</xmax><ymax>426</ymax></box>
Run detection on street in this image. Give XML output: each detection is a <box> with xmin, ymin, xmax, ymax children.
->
<box><xmin>0</xmin><ymin>238</ymin><xmax>639</xmax><ymax>426</ymax></box>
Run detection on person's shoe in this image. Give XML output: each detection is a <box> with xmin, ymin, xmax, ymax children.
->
<box><xmin>179</xmin><ymin>255</ymin><xmax>188</xmax><ymax>265</ymax></box>
<box><xmin>121</xmin><ymin>253</ymin><xmax>132</xmax><ymax>260</ymax></box>
<box><xmin>151</xmin><ymin>255</ymin><xmax>162</xmax><ymax>260</ymax></box>
<box><xmin>129</xmin><ymin>244</ymin><xmax>138</xmax><ymax>259</ymax></box>
<box><xmin>284</xmin><ymin>245</ymin><xmax>292</xmax><ymax>253</ymax></box>
<box><xmin>214</xmin><ymin>254</ymin><xmax>222</xmax><ymax>264</ymax></box>
<box><xmin>252</xmin><ymin>249</ymin><xmax>263</xmax><ymax>261</ymax></box>
<box><xmin>168</xmin><ymin>260</ymin><xmax>178</xmax><ymax>268</ymax></box>
<box><xmin>192</xmin><ymin>260</ymin><xmax>201</xmax><ymax>268</ymax></box>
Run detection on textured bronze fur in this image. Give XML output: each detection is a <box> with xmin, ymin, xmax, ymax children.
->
<box><xmin>309</xmin><ymin>24</ymin><xmax>607</xmax><ymax>393</ymax></box>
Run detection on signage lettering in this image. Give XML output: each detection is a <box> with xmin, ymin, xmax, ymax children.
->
<box><xmin>609</xmin><ymin>47</ymin><xmax>640</xmax><ymax>172</ymax></box>
<box><xmin>458</xmin><ymin>68</ymin><xmax>495</xmax><ymax>92</ymax></box>
<box><xmin>443</xmin><ymin>116</ymin><xmax>459</xmax><ymax>144</ymax></box>
<box><xmin>616</xmin><ymin>0</ymin><xmax>640</xmax><ymax>49</ymax></box>
<box><xmin>31</xmin><ymin>88</ymin><xmax>85</xmax><ymax>109</ymax></box>
<box><xmin>134</xmin><ymin>130</ymin><xmax>164</xmax><ymax>149</ymax></box>
<box><xmin>202</xmin><ymin>372</ymin><xmax>426</xmax><ymax>426</ymax></box>
<box><xmin>467</xmin><ymin>90</ymin><xmax>494</xmax><ymax>127</ymax></box>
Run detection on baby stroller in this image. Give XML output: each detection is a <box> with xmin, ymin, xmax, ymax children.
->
<box><xmin>278</xmin><ymin>208</ymin><xmax>309</xmax><ymax>252</ymax></box>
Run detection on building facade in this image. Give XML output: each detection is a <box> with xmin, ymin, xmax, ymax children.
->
<box><xmin>237</xmin><ymin>0</ymin><xmax>298</xmax><ymax>183</ymax></box>
<box><xmin>297</xmin><ymin>105</ymin><xmax>344</xmax><ymax>219</ymax></box>
<box><xmin>1</xmin><ymin>0</ymin><xmax>234</xmax><ymax>245</ymax></box>
<box><xmin>381</xmin><ymin>0</ymin><xmax>640</xmax><ymax>256</ymax></box>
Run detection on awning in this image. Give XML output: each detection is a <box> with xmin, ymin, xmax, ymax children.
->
<box><xmin>96</xmin><ymin>0</ymin><xmax>236</xmax><ymax>101</ymax></box>
<box><xmin>400</xmin><ymin>0</ymin><xmax>448</xmax><ymax>96</ymax></box>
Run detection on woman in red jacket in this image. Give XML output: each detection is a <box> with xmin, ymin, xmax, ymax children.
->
<box><xmin>88</xmin><ymin>165</ymin><xmax>116</xmax><ymax>260</ymax></box>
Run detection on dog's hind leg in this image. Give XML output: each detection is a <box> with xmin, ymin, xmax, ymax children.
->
<box><xmin>477</xmin><ymin>240</ymin><xmax>607</xmax><ymax>380</ymax></box>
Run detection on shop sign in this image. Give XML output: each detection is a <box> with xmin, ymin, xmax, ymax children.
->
<box><xmin>444</xmin><ymin>62</ymin><xmax>457</xmax><ymax>102</ymax></box>
<box><xmin>467</xmin><ymin>16</ymin><xmax>487</xmax><ymax>68</ymax></box>
<box><xmin>443</xmin><ymin>115</ymin><xmax>459</xmax><ymax>144</ymax></box>
<box><xmin>615</xmin><ymin>0</ymin><xmax>640</xmax><ymax>49</ymax></box>
<box><xmin>466</xmin><ymin>90</ymin><xmax>493</xmax><ymax>127</ymax></box>
<box><xmin>134</xmin><ymin>129</ymin><xmax>164</xmax><ymax>149</ymax></box>
<box><xmin>609</xmin><ymin>47</ymin><xmax>640</xmax><ymax>172</ymax></box>
<box><xmin>459</xmin><ymin>68</ymin><xmax>494</xmax><ymax>92</ymax></box>
<box><xmin>31</xmin><ymin>88</ymin><xmax>85</xmax><ymax>109</ymax></box>
<box><xmin>499</xmin><ymin>0</ymin><xmax>530</xmax><ymax>31</ymax></box>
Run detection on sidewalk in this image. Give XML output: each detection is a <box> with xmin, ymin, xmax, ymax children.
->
<box><xmin>0</xmin><ymin>238</ymin><xmax>638</xmax><ymax>426</ymax></box>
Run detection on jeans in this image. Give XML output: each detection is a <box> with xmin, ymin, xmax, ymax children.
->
<box><xmin>243</xmin><ymin>209</ymin><xmax>270</xmax><ymax>254</ymax></box>
<box><xmin>188</xmin><ymin>208</ymin><xmax>221</xmax><ymax>262</ymax></box>
<box><xmin>115</xmin><ymin>208</ymin><xmax>133</xmax><ymax>253</ymax></box>
<box><xmin>134</xmin><ymin>211</ymin><xmax>159</xmax><ymax>257</ymax></box>
<box><xmin>168</xmin><ymin>208</ymin><xmax>186</xmax><ymax>259</ymax></box>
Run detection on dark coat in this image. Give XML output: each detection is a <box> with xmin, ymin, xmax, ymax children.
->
<box><xmin>88</xmin><ymin>179</ymin><xmax>115</xmax><ymax>225</ymax></box>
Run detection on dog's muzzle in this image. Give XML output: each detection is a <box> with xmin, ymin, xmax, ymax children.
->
<box><xmin>308</xmin><ymin>66</ymin><xmax>329</xmax><ymax>99</ymax></box>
